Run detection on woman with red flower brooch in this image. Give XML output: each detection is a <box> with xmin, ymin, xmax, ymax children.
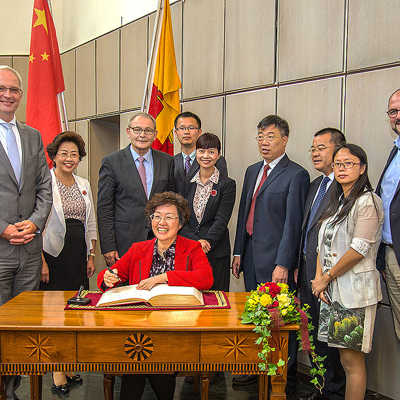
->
<box><xmin>180</xmin><ymin>133</ymin><xmax>236</xmax><ymax>291</ymax></box>
<box><xmin>40</xmin><ymin>132</ymin><xmax>97</xmax><ymax>396</ymax></box>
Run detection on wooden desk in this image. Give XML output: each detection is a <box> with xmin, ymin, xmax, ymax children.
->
<box><xmin>0</xmin><ymin>291</ymin><xmax>297</xmax><ymax>400</ymax></box>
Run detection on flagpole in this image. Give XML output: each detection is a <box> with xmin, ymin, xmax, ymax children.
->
<box><xmin>141</xmin><ymin>0</ymin><xmax>163</xmax><ymax>112</ymax></box>
<box><xmin>47</xmin><ymin>0</ymin><xmax>69</xmax><ymax>131</ymax></box>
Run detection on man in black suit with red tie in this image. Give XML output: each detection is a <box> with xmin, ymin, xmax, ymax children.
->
<box><xmin>297</xmin><ymin>128</ymin><xmax>346</xmax><ymax>400</ymax></box>
<box><xmin>173</xmin><ymin>111</ymin><xmax>227</xmax><ymax>197</ymax></box>
<box><xmin>232</xmin><ymin>115</ymin><xmax>310</xmax><ymax>391</ymax></box>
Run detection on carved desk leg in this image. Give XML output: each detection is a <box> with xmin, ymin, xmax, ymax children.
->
<box><xmin>103</xmin><ymin>374</ymin><xmax>114</xmax><ymax>400</ymax></box>
<box><xmin>200</xmin><ymin>374</ymin><xmax>209</xmax><ymax>400</ymax></box>
<box><xmin>0</xmin><ymin>375</ymin><xmax>5</xmax><ymax>400</ymax></box>
<box><xmin>258</xmin><ymin>375</ymin><xmax>268</xmax><ymax>400</ymax></box>
<box><xmin>30</xmin><ymin>375</ymin><xmax>42</xmax><ymax>400</ymax></box>
<box><xmin>270</xmin><ymin>331</ymin><xmax>289</xmax><ymax>400</ymax></box>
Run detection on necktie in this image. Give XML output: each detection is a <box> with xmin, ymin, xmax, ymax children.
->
<box><xmin>1</xmin><ymin>122</ymin><xmax>21</xmax><ymax>184</ymax></box>
<box><xmin>303</xmin><ymin>176</ymin><xmax>330</xmax><ymax>252</ymax></box>
<box><xmin>246</xmin><ymin>164</ymin><xmax>270</xmax><ymax>236</ymax></box>
<box><xmin>184</xmin><ymin>155</ymin><xmax>191</xmax><ymax>175</ymax></box>
<box><xmin>138</xmin><ymin>156</ymin><xmax>147</xmax><ymax>197</ymax></box>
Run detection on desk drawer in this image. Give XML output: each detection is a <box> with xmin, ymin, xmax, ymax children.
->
<box><xmin>200</xmin><ymin>332</ymin><xmax>261</xmax><ymax>363</ymax></box>
<box><xmin>0</xmin><ymin>332</ymin><xmax>76</xmax><ymax>363</ymax></box>
<box><xmin>77</xmin><ymin>332</ymin><xmax>199</xmax><ymax>363</ymax></box>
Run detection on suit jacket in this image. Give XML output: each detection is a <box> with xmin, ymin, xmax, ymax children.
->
<box><xmin>376</xmin><ymin>145</ymin><xmax>400</xmax><ymax>268</ymax></box>
<box><xmin>97</xmin><ymin>235</ymin><xmax>214</xmax><ymax>291</ymax></box>
<box><xmin>173</xmin><ymin>153</ymin><xmax>228</xmax><ymax>197</ymax></box>
<box><xmin>43</xmin><ymin>169</ymin><xmax>97</xmax><ymax>258</ymax></box>
<box><xmin>180</xmin><ymin>175</ymin><xmax>236</xmax><ymax>259</ymax></box>
<box><xmin>0</xmin><ymin>122</ymin><xmax>52</xmax><ymax>258</ymax></box>
<box><xmin>97</xmin><ymin>146</ymin><xmax>175</xmax><ymax>256</ymax></box>
<box><xmin>233</xmin><ymin>154</ymin><xmax>310</xmax><ymax>282</ymax></box>
<box><xmin>297</xmin><ymin>175</ymin><xmax>336</xmax><ymax>288</ymax></box>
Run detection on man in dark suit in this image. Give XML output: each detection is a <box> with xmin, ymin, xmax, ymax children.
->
<box><xmin>376</xmin><ymin>89</ymin><xmax>400</xmax><ymax>341</ymax></box>
<box><xmin>173</xmin><ymin>111</ymin><xmax>227</xmax><ymax>197</ymax></box>
<box><xmin>297</xmin><ymin>128</ymin><xmax>346</xmax><ymax>400</ymax></box>
<box><xmin>232</xmin><ymin>115</ymin><xmax>309</xmax><ymax>391</ymax></box>
<box><xmin>0</xmin><ymin>66</ymin><xmax>52</xmax><ymax>400</ymax></box>
<box><xmin>97</xmin><ymin>112</ymin><xmax>174</xmax><ymax>266</ymax></box>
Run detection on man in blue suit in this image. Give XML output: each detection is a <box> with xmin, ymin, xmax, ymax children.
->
<box><xmin>232</xmin><ymin>114</ymin><xmax>310</xmax><ymax>288</ymax></box>
<box><xmin>232</xmin><ymin>115</ymin><xmax>309</xmax><ymax>393</ymax></box>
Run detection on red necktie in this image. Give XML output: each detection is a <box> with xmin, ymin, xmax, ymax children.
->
<box><xmin>246</xmin><ymin>164</ymin><xmax>270</xmax><ymax>236</ymax></box>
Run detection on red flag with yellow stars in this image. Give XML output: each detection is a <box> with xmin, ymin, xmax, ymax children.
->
<box><xmin>149</xmin><ymin>0</ymin><xmax>181</xmax><ymax>155</ymax></box>
<box><xmin>26</xmin><ymin>0</ymin><xmax>65</xmax><ymax>164</ymax></box>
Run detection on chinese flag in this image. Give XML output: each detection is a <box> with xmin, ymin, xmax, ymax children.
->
<box><xmin>149</xmin><ymin>0</ymin><xmax>181</xmax><ymax>155</ymax></box>
<box><xmin>26</xmin><ymin>0</ymin><xmax>65</xmax><ymax>164</ymax></box>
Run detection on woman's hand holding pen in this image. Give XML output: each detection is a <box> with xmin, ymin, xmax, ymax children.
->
<box><xmin>104</xmin><ymin>268</ymin><xmax>120</xmax><ymax>287</ymax></box>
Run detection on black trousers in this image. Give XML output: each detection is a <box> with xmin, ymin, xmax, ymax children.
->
<box><xmin>120</xmin><ymin>374</ymin><xmax>175</xmax><ymax>400</ymax></box>
<box><xmin>298</xmin><ymin>256</ymin><xmax>345</xmax><ymax>399</ymax></box>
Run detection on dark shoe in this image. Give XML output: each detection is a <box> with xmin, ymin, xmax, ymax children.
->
<box><xmin>232</xmin><ymin>374</ymin><xmax>257</xmax><ymax>386</ymax></box>
<box><xmin>51</xmin><ymin>382</ymin><xmax>69</xmax><ymax>397</ymax></box>
<box><xmin>66</xmin><ymin>374</ymin><xmax>83</xmax><ymax>386</ymax></box>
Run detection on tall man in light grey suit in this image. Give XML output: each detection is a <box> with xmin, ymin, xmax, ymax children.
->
<box><xmin>0</xmin><ymin>66</ymin><xmax>52</xmax><ymax>399</ymax></box>
<box><xmin>97</xmin><ymin>112</ymin><xmax>175</xmax><ymax>267</ymax></box>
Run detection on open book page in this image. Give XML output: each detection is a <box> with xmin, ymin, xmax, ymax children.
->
<box><xmin>97</xmin><ymin>284</ymin><xmax>204</xmax><ymax>307</ymax></box>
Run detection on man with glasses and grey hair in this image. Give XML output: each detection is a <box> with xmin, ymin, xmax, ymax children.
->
<box><xmin>173</xmin><ymin>111</ymin><xmax>227</xmax><ymax>197</ymax></box>
<box><xmin>0</xmin><ymin>65</ymin><xmax>52</xmax><ymax>400</ymax></box>
<box><xmin>376</xmin><ymin>89</ymin><xmax>400</xmax><ymax>341</ymax></box>
<box><xmin>97</xmin><ymin>112</ymin><xmax>175</xmax><ymax>267</ymax></box>
<box><xmin>232</xmin><ymin>114</ymin><xmax>309</xmax><ymax>394</ymax></box>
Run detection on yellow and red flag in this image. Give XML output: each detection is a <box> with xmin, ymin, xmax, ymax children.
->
<box><xmin>26</xmin><ymin>0</ymin><xmax>65</xmax><ymax>164</ymax></box>
<box><xmin>149</xmin><ymin>0</ymin><xmax>181</xmax><ymax>155</ymax></box>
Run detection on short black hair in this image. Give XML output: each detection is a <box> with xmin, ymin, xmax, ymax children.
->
<box><xmin>257</xmin><ymin>115</ymin><xmax>289</xmax><ymax>137</ymax></box>
<box><xmin>47</xmin><ymin>131</ymin><xmax>86</xmax><ymax>162</ymax></box>
<box><xmin>314</xmin><ymin>128</ymin><xmax>346</xmax><ymax>147</ymax></box>
<box><xmin>174</xmin><ymin>111</ymin><xmax>202</xmax><ymax>129</ymax></box>
<box><xmin>196</xmin><ymin>133</ymin><xmax>221</xmax><ymax>153</ymax></box>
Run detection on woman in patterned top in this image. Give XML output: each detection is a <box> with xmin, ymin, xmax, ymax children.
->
<box><xmin>98</xmin><ymin>192</ymin><xmax>213</xmax><ymax>400</ymax></box>
<box><xmin>180</xmin><ymin>133</ymin><xmax>236</xmax><ymax>291</ymax></box>
<box><xmin>311</xmin><ymin>144</ymin><xmax>383</xmax><ymax>400</ymax></box>
<box><xmin>40</xmin><ymin>131</ymin><xmax>97</xmax><ymax>396</ymax></box>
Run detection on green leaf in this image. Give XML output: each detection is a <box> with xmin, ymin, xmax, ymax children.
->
<box><xmin>277</xmin><ymin>359</ymin><xmax>285</xmax><ymax>367</ymax></box>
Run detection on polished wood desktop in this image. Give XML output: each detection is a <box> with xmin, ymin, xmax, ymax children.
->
<box><xmin>0</xmin><ymin>291</ymin><xmax>297</xmax><ymax>400</ymax></box>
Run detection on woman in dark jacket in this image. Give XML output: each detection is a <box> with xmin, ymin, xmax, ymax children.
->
<box><xmin>181</xmin><ymin>133</ymin><xmax>236</xmax><ymax>291</ymax></box>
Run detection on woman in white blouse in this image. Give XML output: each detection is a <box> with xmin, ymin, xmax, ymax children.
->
<box><xmin>312</xmin><ymin>144</ymin><xmax>383</xmax><ymax>400</ymax></box>
<box><xmin>41</xmin><ymin>131</ymin><xmax>97</xmax><ymax>396</ymax></box>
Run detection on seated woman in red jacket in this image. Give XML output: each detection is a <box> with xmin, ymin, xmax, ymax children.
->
<box><xmin>97</xmin><ymin>191</ymin><xmax>213</xmax><ymax>400</ymax></box>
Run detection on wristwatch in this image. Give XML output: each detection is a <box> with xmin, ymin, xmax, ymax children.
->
<box><xmin>89</xmin><ymin>251</ymin><xmax>96</xmax><ymax>257</ymax></box>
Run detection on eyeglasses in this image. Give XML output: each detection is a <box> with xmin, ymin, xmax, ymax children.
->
<box><xmin>309</xmin><ymin>145</ymin><xmax>329</xmax><ymax>153</ymax></box>
<box><xmin>150</xmin><ymin>214</ymin><xmax>179</xmax><ymax>223</ymax></box>
<box><xmin>0</xmin><ymin>86</ymin><xmax>23</xmax><ymax>96</ymax></box>
<box><xmin>332</xmin><ymin>161</ymin><xmax>360</xmax><ymax>169</ymax></box>
<box><xmin>255</xmin><ymin>133</ymin><xmax>280</xmax><ymax>142</ymax></box>
<box><xmin>56</xmin><ymin>151</ymin><xmax>80</xmax><ymax>160</ymax></box>
<box><xmin>175</xmin><ymin>126</ymin><xmax>199</xmax><ymax>133</ymax></box>
<box><xmin>128</xmin><ymin>127</ymin><xmax>155</xmax><ymax>135</ymax></box>
<box><xmin>387</xmin><ymin>109</ymin><xmax>400</xmax><ymax>118</ymax></box>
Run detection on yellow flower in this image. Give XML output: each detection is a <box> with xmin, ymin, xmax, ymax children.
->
<box><xmin>277</xmin><ymin>283</ymin><xmax>289</xmax><ymax>293</ymax></box>
<box><xmin>281</xmin><ymin>308</ymin><xmax>288</xmax><ymax>316</ymax></box>
<box><xmin>260</xmin><ymin>294</ymin><xmax>273</xmax><ymax>307</ymax></box>
<box><xmin>277</xmin><ymin>294</ymin><xmax>291</xmax><ymax>308</ymax></box>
